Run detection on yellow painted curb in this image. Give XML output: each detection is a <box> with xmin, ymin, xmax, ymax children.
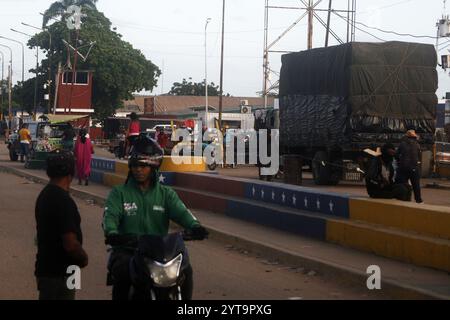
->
<box><xmin>349</xmin><ymin>198</ymin><xmax>450</xmax><ymax>240</ymax></box>
<box><xmin>115</xmin><ymin>161</ymin><xmax>129</xmax><ymax>176</ymax></box>
<box><xmin>327</xmin><ymin>220</ymin><xmax>450</xmax><ymax>273</ymax></box>
<box><xmin>114</xmin><ymin>156</ymin><xmax>207</xmax><ymax>175</ymax></box>
<box><xmin>160</xmin><ymin>156</ymin><xmax>207</xmax><ymax>172</ymax></box>
<box><xmin>103</xmin><ymin>172</ymin><xmax>127</xmax><ymax>188</ymax></box>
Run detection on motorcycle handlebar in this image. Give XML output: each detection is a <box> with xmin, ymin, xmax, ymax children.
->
<box><xmin>105</xmin><ymin>234</ymin><xmax>138</xmax><ymax>247</ymax></box>
<box><xmin>105</xmin><ymin>228</ymin><xmax>208</xmax><ymax>246</ymax></box>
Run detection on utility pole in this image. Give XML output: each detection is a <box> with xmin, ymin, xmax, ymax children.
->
<box><xmin>0</xmin><ymin>50</ymin><xmax>4</xmax><ymax>121</ymax></box>
<box><xmin>22</xmin><ymin>23</ymin><xmax>53</xmax><ymax>114</ymax></box>
<box><xmin>307</xmin><ymin>0</ymin><xmax>314</xmax><ymax>49</ymax></box>
<box><xmin>263</xmin><ymin>0</ymin><xmax>269</xmax><ymax>108</ymax></box>
<box><xmin>325</xmin><ymin>0</ymin><xmax>333</xmax><ymax>47</ymax></box>
<box><xmin>10</xmin><ymin>29</ymin><xmax>37</xmax><ymax>120</ymax></box>
<box><xmin>68</xmin><ymin>29</ymin><xmax>80</xmax><ymax>114</ymax></box>
<box><xmin>0</xmin><ymin>43</ymin><xmax>12</xmax><ymax>134</ymax></box>
<box><xmin>218</xmin><ymin>0</ymin><xmax>226</xmax><ymax>132</ymax></box>
<box><xmin>205</xmin><ymin>18</ymin><xmax>211</xmax><ymax>129</ymax></box>
<box><xmin>8</xmin><ymin>65</ymin><xmax>12</xmax><ymax>127</ymax></box>
<box><xmin>34</xmin><ymin>46</ymin><xmax>39</xmax><ymax>120</ymax></box>
<box><xmin>53</xmin><ymin>62</ymin><xmax>61</xmax><ymax>115</ymax></box>
<box><xmin>0</xmin><ymin>35</ymin><xmax>24</xmax><ymax>117</ymax></box>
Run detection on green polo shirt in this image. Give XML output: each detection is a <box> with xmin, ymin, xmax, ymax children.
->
<box><xmin>103</xmin><ymin>176</ymin><xmax>199</xmax><ymax>237</ymax></box>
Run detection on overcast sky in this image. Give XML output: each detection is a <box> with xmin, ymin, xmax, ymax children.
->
<box><xmin>0</xmin><ymin>0</ymin><xmax>449</xmax><ymax>98</ymax></box>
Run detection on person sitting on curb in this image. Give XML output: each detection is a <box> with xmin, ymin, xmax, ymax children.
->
<box><xmin>364</xmin><ymin>143</ymin><xmax>412</xmax><ymax>201</ymax></box>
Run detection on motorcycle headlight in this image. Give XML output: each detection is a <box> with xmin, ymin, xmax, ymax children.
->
<box><xmin>146</xmin><ymin>254</ymin><xmax>183</xmax><ymax>287</ymax></box>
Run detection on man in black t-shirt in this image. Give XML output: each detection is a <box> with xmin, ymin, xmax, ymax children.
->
<box><xmin>35</xmin><ymin>150</ymin><xmax>88</xmax><ymax>300</ymax></box>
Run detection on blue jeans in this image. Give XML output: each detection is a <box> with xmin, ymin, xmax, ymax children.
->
<box><xmin>20</xmin><ymin>142</ymin><xmax>29</xmax><ymax>162</ymax></box>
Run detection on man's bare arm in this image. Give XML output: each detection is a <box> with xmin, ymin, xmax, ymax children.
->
<box><xmin>62</xmin><ymin>233</ymin><xmax>88</xmax><ymax>268</ymax></box>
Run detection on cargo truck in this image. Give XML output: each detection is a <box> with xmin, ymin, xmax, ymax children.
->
<box><xmin>279</xmin><ymin>41</ymin><xmax>438</xmax><ymax>185</ymax></box>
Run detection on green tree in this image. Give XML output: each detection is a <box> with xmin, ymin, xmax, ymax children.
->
<box><xmin>169</xmin><ymin>78</ymin><xmax>223</xmax><ymax>96</ymax></box>
<box><xmin>12</xmin><ymin>78</ymin><xmax>46</xmax><ymax>115</ymax></box>
<box><xmin>29</xmin><ymin>4</ymin><xmax>160</xmax><ymax>123</ymax></box>
<box><xmin>43</xmin><ymin>0</ymin><xmax>98</xmax><ymax>27</ymax></box>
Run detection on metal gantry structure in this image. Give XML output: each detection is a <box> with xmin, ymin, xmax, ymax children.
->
<box><xmin>262</xmin><ymin>0</ymin><xmax>356</xmax><ymax>107</ymax></box>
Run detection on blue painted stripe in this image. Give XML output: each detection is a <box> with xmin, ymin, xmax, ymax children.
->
<box><xmin>226</xmin><ymin>200</ymin><xmax>327</xmax><ymax>240</ymax></box>
<box><xmin>159</xmin><ymin>172</ymin><xmax>176</xmax><ymax>186</ymax></box>
<box><xmin>244</xmin><ymin>182</ymin><xmax>350</xmax><ymax>219</ymax></box>
<box><xmin>91</xmin><ymin>157</ymin><xmax>116</xmax><ymax>173</ymax></box>
<box><xmin>90</xmin><ymin>169</ymin><xmax>104</xmax><ymax>184</ymax></box>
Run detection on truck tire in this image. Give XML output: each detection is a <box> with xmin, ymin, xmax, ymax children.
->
<box><xmin>312</xmin><ymin>151</ymin><xmax>332</xmax><ymax>185</ymax></box>
<box><xmin>328</xmin><ymin>159</ymin><xmax>343</xmax><ymax>186</ymax></box>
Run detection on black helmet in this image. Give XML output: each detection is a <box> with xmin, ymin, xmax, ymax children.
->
<box><xmin>129</xmin><ymin>135</ymin><xmax>164</xmax><ymax>169</ymax></box>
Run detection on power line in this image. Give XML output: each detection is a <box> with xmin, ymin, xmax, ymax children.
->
<box><xmin>358</xmin><ymin>0</ymin><xmax>415</xmax><ymax>15</ymax></box>
<box><xmin>352</xmin><ymin>19</ymin><xmax>438</xmax><ymax>40</ymax></box>
<box><xmin>333</xmin><ymin>11</ymin><xmax>386</xmax><ymax>42</ymax></box>
<box><xmin>333</xmin><ymin>10</ymin><xmax>438</xmax><ymax>41</ymax></box>
<box><xmin>111</xmin><ymin>19</ymin><xmax>291</xmax><ymax>35</ymax></box>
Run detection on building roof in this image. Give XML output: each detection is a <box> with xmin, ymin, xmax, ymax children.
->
<box><xmin>120</xmin><ymin>95</ymin><xmax>275</xmax><ymax>116</ymax></box>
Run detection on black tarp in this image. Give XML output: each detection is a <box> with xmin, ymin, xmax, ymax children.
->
<box><xmin>279</xmin><ymin>41</ymin><xmax>438</xmax><ymax>149</ymax></box>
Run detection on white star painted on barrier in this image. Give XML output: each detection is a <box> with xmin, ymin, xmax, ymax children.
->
<box><xmin>329</xmin><ymin>201</ymin><xmax>334</xmax><ymax>213</ymax></box>
<box><xmin>159</xmin><ymin>174</ymin><xmax>166</xmax><ymax>184</ymax></box>
<box><xmin>316</xmin><ymin>199</ymin><xmax>321</xmax><ymax>210</ymax></box>
<box><xmin>292</xmin><ymin>194</ymin><xmax>297</xmax><ymax>205</ymax></box>
<box><xmin>304</xmin><ymin>197</ymin><xmax>308</xmax><ymax>208</ymax></box>
<box><xmin>272</xmin><ymin>191</ymin><xmax>275</xmax><ymax>201</ymax></box>
<box><xmin>252</xmin><ymin>186</ymin><xmax>256</xmax><ymax>197</ymax></box>
<box><xmin>282</xmin><ymin>193</ymin><xmax>286</xmax><ymax>203</ymax></box>
<box><xmin>261</xmin><ymin>189</ymin><xmax>265</xmax><ymax>199</ymax></box>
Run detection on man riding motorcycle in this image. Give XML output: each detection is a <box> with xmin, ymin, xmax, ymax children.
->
<box><xmin>102</xmin><ymin>135</ymin><xmax>208</xmax><ymax>300</ymax></box>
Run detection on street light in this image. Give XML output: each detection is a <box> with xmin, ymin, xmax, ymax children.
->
<box><xmin>0</xmin><ymin>35</ymin><xmax>25</xmax><ymax>117</ymax></box>
<box><xmin>22</xmin><ymin>22</ymin><xmax>52</xmax><ymax>114</ymax></box>
<box><xmin>205</xmin><ymin>17</ymin><xmax>211</xmax><ymax>129</ymax></box>
<box><xmin>0</xmin><ymin>50</ymin><xmax>4</xmax><ymax>121</ymax></box>
<box><xmin>10</xmin><ymin>29</ymin><xmax>39</xmax><ymax>120</ymax></box>
<box><xmin>0</xmin><ymin>43</ymin><xmax>13</xmax><ymax>133</ymax></box>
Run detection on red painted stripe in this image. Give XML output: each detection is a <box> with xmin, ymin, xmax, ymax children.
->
<box><xmin>175</xmin><ymin>188</ymin><xmax>227</xmax><ymax>214</ymax></box>
<box><xmin>175</xmin><ymin>173</ymin><xmax>245</xmax><ymax>198</ymax></box>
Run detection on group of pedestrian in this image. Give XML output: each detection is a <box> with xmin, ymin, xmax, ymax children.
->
<box><xmin>364</xmin><ymin>129</ymin><xmax>423</xmax><ymax>204</ymax></box>
<box><xmin>34</xmin><ymin>135</ymin><xmax>208</xmax><ymax>300</ymax></box>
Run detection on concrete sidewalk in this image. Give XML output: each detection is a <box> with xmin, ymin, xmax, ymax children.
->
<box><xmin>0</xmin><ymin>159</ymin><xmax>449</xmax><ymax>300</ymax></box>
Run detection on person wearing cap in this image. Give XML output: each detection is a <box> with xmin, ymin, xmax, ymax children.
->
<box><xmin>102</xmin><ymin>135</ymin><xmax>208</xmax><ymax>300</ymax></box>
<box><xmin>35</xmin><ymin>150</ymin><xmax>88</xmax><ymax>300</ymax></box>
<box><xmin>364</xmin><ymin>143</ymin><xmax>412</xmax><ymax>201</ymax></box>
<box><xmin>395</xmin><ymin>130</ymin><xmax>423</xmax><ymax>203</ymax></box>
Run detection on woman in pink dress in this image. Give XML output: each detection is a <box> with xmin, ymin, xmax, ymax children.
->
<box><xmin>74</xmin><ymin>128</ymin><xmax>94</xmax><ymax>186</ymax></box>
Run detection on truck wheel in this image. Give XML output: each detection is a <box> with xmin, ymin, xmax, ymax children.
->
<box><xmin>328</xmin><ymin>160</ymin><xmax>343</xmax><ymax>186</ymax></box>
<box><xmin>312</xmin><ymin>151</ymin><xmax>332</xmax><ymax>185</ymax></box>
<box><xmin>208</xmin><ymin>162</ymin><xmax>217</xmax><ymax>171</ymax></box>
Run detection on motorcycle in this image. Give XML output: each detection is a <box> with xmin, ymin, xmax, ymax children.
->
<box><xmin>105</xmin><ymin>229</ymin><xmax>206</xmax><ymax>300</ymax></box>
<box><xmin>6</xmin><ymin>131</ymin><xmax>20</xmax><ymax>161</ymax></box>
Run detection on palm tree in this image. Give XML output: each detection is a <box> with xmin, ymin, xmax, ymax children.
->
<box><xmin>42</xmin><ymin>0</ymin><xmax>98</xmax><ymax>27</ymax></box>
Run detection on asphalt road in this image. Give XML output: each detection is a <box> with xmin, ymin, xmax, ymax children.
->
<box><xmin>0</xmin><ymin>170</ymin><xmax>380</xmax><ymax>300</ymax></box>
